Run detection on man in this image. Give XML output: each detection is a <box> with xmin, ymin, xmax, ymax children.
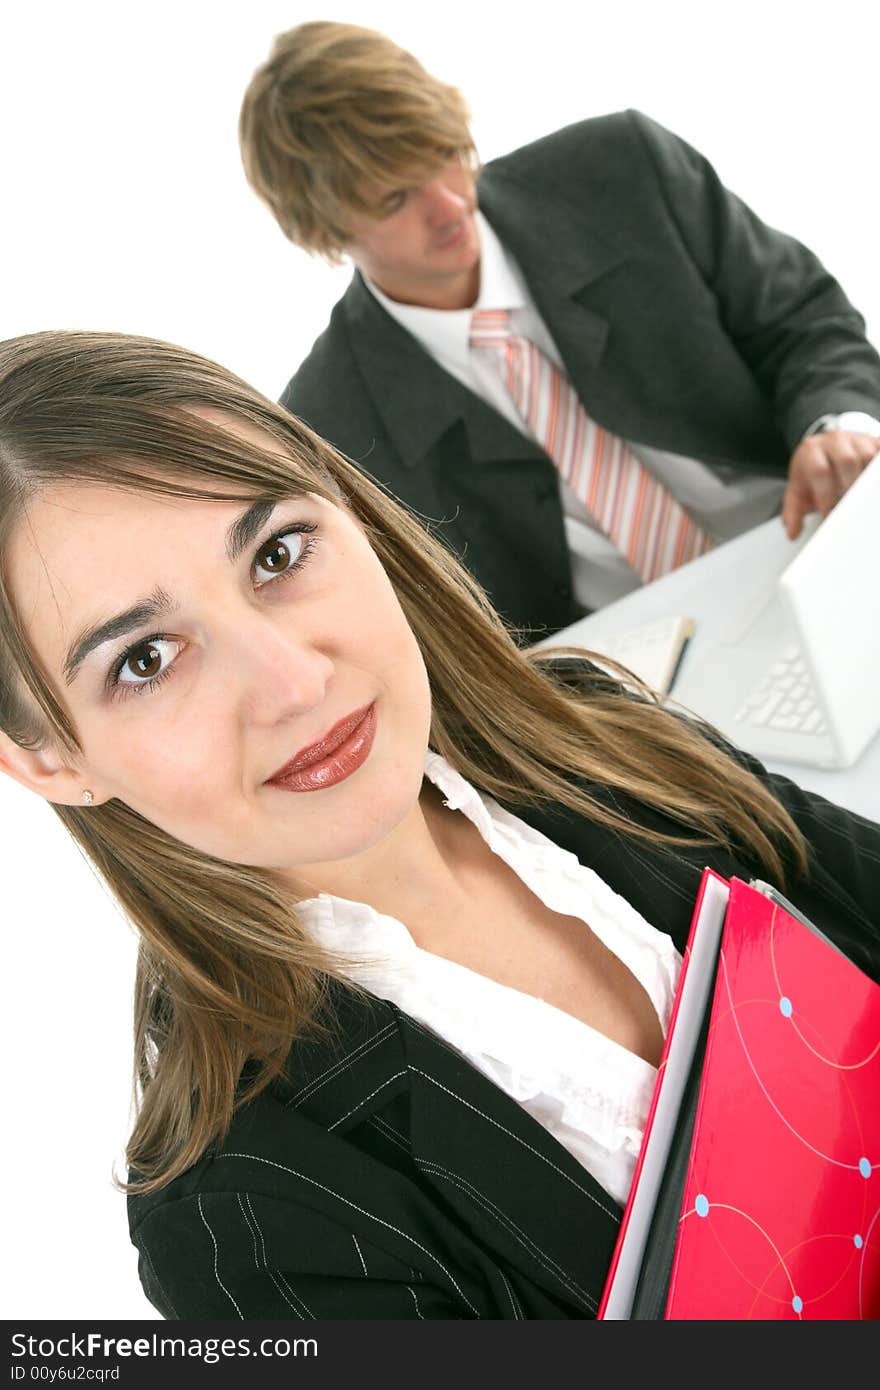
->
<box><xmin>239</xmin><ymin>21</ymin><xmax>880</xmax><ymax>638</ymax></box>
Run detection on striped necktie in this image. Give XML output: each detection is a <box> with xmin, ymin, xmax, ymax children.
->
<box><xmin>469</xmin><ymin>308</ymin><xmax>714</xmax><ymax>582</ymax></box>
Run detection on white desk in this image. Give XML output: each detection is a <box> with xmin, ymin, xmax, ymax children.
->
<box><xmin>539</xmin><ymin>518</ymin><xmax>880</xmax><ymax>824</ymax></box>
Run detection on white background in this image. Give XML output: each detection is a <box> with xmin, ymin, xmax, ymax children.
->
<box><xmin>1</xmin><ymin>0</ymin><xmax>878</xmax><ymax>1320</ymax></box>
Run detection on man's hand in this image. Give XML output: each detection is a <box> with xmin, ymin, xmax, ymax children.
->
<box><xmin>782</xmin><ymin>430</ymin><xmax>880</xmax><ymax>540</ymax></box>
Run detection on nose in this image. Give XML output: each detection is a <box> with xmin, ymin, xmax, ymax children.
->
<box><xmin>226</xmin><ymin>611</ymin><xmax>334</xmax><ymax>727</ymax></box>
<box><xmin>420</xmin><ymin>176</ymin><xmax>469</xmax><ymax>225</ymax></box>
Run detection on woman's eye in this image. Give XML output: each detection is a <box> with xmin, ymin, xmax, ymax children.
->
<box><xmin>252</xmin><ymin>528</ymin><xmax>313</xmax><ymax>585</ymax></box>
<box><xmin>107</xmin><ymin>524</ymin><xmax>318</xmax><ymax>701</ymax></box>
<box><xmin>116</xmin><ymin>637</ymin><xmax>181</xmax><ymax>686</ymax></box>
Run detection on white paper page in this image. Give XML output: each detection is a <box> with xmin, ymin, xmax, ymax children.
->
<box><xmin>601</xmin><ymin>872</ymin><xmax>730</xmax><ymax>1320</ymax></box>
<box><xmin>581</xmin><ymin>615</ymin><xmax>696</xmax><ymax>694</ymax></box>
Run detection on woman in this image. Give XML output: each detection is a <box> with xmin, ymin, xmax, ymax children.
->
<box><xmin>1</xmin><ymin>329</ymin><xmax>878</xmax><ymax>1320</ymax></box>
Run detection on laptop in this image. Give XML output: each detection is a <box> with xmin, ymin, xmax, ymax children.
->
<box><xmin>672</xmin><ymin>457</ymin><xmax>880</xmax><ymax>770</ymax></box>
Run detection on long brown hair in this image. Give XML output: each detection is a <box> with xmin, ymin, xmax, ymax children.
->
<box><xmin>239</xmin><ymin>20</ymin><xmax>477</xmax><ymax>261</ymax></box>
<box><xmin>0</xmin><ymin>330</ymin><xmax>807</xmax><ymax>1194</ymax></box>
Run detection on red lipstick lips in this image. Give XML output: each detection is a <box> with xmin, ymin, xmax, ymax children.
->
<box><xmin>266</xmin><ymin>703</ymin><xmax>377</xmax><ymax>793</ymax></box>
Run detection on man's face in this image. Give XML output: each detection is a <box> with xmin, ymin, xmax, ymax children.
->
<box><xmin>343</xmin><ymin>155</ymin><xmax>481</xmax><ymax>307</ymax></box>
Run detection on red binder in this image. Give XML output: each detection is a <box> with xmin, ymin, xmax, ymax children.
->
<box><xmin>599</xmin><ymin>871</ymin><xmax>880</xmax><ymax>1320</ymax></box>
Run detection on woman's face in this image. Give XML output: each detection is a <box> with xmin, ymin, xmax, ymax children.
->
<box><xmin>5</xmin><ymin>417</ymin><xmax>432</xmax><ymax>880</ymax></box>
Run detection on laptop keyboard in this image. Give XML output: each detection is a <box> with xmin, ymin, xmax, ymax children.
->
<box><xmin>733</xmin><ymin>643</ymin><xmax>827</xmax><ymax>736</ymax></box>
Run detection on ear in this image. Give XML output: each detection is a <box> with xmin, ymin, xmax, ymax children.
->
<box><xmin>0</xmin><ymin>728</ymin><xmax>102</xmax><ymax>807</ymax></box>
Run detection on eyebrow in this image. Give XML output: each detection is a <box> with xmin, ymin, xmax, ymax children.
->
<box><xmin>62</xmin><ymin>499</ymin><xmax>278</xmax><ymax>684</ymax></box>
<box><xmin>225</xmin><ymin>498</ymin><xmax>276</xmax><ymax>562</ymax></box>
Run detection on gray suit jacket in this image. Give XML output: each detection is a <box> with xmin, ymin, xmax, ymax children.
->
<box><xmin>282</xmin><ymin>111</ymin><xmax>880</xmax><ymax>637</ymax></box>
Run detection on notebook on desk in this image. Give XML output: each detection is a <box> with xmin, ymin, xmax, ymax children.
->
<box><xmin>574</xmin><ymin>614</ymin><xmax>696</xmax><ymax>696</ymax></box>
<box><xmin>672</xmin><ymin>458</ymin><xmax>880</xmax><ymax>769</ymax></box>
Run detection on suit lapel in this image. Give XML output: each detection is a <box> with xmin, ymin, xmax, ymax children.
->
<box><xmin>343</xmin><ymin>180</ymin><xmax>630</xmax><ymax>468</ymax></box>
<box><xmin>275</xmin><ymin>981</ymin><xmax>620</xmax><ymax>1313</ymax></box>
<box><xmin>342</xmin><ymin>274</ymin><xmax>581</xmax><ymax>635</ymax></box>
<box><xmin>398</xmin><ymin>1008</ymin><xmax>620</xmax><ymax>1316</ymax></box>
<box><xmin>344</xmin><ymin>273</ymin><xmax>539</xmax><ymax>466</ymax></box>
<box><xmin>269</xmin><ymin>796</ymin><xmax>745</xmax><ymax>1314</ymax></box>
<box><xmin>479</xmin><ymin>167</ymin><xmax>624</xmax><ymax>389</ymax></box>
<box><xmin>275</xmin><ymin>982</ymin><xmax>410</xmax><ymax>1130</ymax></box>
<box><xmin>510</xmin><ymin>785</ymin><xmax>754</xmax><ymax>955</ymax></box>
<box><xmin>260</xmin><ymin>793</ymin><xmax>772</xmax><ymax>1314</ymax></box>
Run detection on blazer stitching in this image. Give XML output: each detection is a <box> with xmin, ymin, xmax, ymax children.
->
<box><xmin>419</xmin><ymin>1158</ymin><xmax>595</xmax><ymax>1308</ymax></box>
<box><xmin>403</xmin><ymin>1014</ymin><xmax>641</xmax><ymax>1221</ymax></box>
<box><xmin>369</xmin><ymin>1115</ymin><xmax>409</xmax><ymax>1152</ymax></box>
<box><xmin>327</xmin><ymin>1071</ymin><xmax>407</xmax><ymax>1130</ymax></box>
<box><xmin>245</xmin><ymin>1192</ymin><xmax>313</xmax><ymax>1319</ymax></box>
<box><xmin>276</xmin><ymin>1269</ymin><xmax>314</xmax><ymax>1320</ymax></box>
<box><xmin>352</xmin><ymin>1234</ymin><xmax>368</xmax><ymax>1277</ymax></box>
<box><xmin>264</xmin><ymin>1269</ymin><xmax>307</xmax><ymax>1319</ymax></box>
<box><xmin>623</xmin><ymin>841</ymin><xmax>694</xmax><ymax>899</ymax></box>
<box><xmin>597</xmin><ymin>786</ymin><xmax>703</xmax><ymax>893</ymax></box>
<box><xmin>236</xmin><ymin>1193</ymin><xmax>260</xmax><ymax>1270</ymax></box>
<box><xmin>405</xmin><ymin>1014</ymin><xmax>492</xmax><ymax>1065</ymax></box>
<box><xmin>285</xmin><ymin>1022</ymin><xmax>397</xmax><ymax>1107</ymax></box>
<box><xmin>419</xmin><ymin>1159</ymin><xmax>597</xmax><ymax>1312</ymax></box>
<box><xmin>244</xmin><ymin>1193</ymin><xmax>266</xmax><ymax>1266</ymax></box>
<box><xmin>217</xmin><ymin>1152</ymin><xmax>481</xmax><ymax>1317</ymax></box>
<box><xmin>499</xmin><ymin>1269</ymin><xmax>524</xmax><ymax>1320</ymax></box>
<box><xmin>409</xmin><ymin>1067</ymin><xmax>618</xmax><ymax>1221</ymax></box>
<box><xmin>783</xmin><ymin>802</ymin><xmax>880</xmax><ymax>862</ymax></box>
<box><xmin>407</xmin><ymin>1285</ymin><xmax>426</xmax><ymax>1319</ymax></box>
<box><xmin>197</xmin><ymin>1194</ymin><xmax>244</xmax><ymax>1320</ymax></box>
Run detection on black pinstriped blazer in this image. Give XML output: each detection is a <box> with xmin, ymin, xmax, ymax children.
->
<box><xmin>127</xmin><ymin>741</ymin><xmax>880</xmax><ymax>1320</ymax></box>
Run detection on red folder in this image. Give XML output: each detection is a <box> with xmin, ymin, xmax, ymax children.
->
<box><xmin>599</xmin><ymin>871</ymin><xmax>880</xmax><ymax>1320</ymax></box>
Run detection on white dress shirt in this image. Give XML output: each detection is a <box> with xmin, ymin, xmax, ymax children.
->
<box><xmin>297</xmin><ymin>752</ymin><xmax>683</xmax><ymax>1208</ymax></box>
<box><xmin>366</xmin><ymin>213</ymin><xmax>878</xmax><ymax>610</ymax></box>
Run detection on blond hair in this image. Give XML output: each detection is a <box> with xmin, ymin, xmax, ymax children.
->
<box><xmin>239</xmin><ymin>20</ymin><xmax>476</xmax><ymax>261</ymax></box>
<box><xmin>0</xmin><ymin>330</ymin><xmax>808</xmax><ymax>1194</ymax></box>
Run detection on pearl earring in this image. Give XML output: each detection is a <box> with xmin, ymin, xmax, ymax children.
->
<box><xmin>81</xmin><ymin>790</ymin><xmax>94</xmax><ymax>805</ymax></box>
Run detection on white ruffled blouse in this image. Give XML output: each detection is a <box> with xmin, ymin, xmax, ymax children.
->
<box><xmin>297</xmin><ymin>752</ymin><xmax>682</xmax><ymax>1207</ymax></box>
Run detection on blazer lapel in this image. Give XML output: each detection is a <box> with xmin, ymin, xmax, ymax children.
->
<box><xmin>275</xmin><ymin>982</ymin><xmax>410</xmax><ymax>1131</ymax></box>
<box><xmin>398</xmin><ymin>1009</ymin><xmax>621</xmax><ymax>1317</ymax></box>
<box><xmin>272</xmin><ymin>981</ymin><xmax>619</xmax><ymax>1314</ymax></box>
<box><xmin>479</xmin><ymin>168</ymin><xmax>625</xmax><ymax>390</ymax></box>
<box><xmin>343</xmin><ymin>272</ymin><xmax>548</xmax><ymax>471</ymax></box>
<box><xmin>509</xmin><ymin>783</ymin><xmax>758</xmax><ymax>955</ymax></box>
<box><xmin>343</xmin><ymin>206</ymin><xmax>623</xmax><ymax>466</ymax></box>
<box><xmin>267</xmin><ymin>797</ymin><xmax>737</xmax><ymax>1316</ymax></box>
